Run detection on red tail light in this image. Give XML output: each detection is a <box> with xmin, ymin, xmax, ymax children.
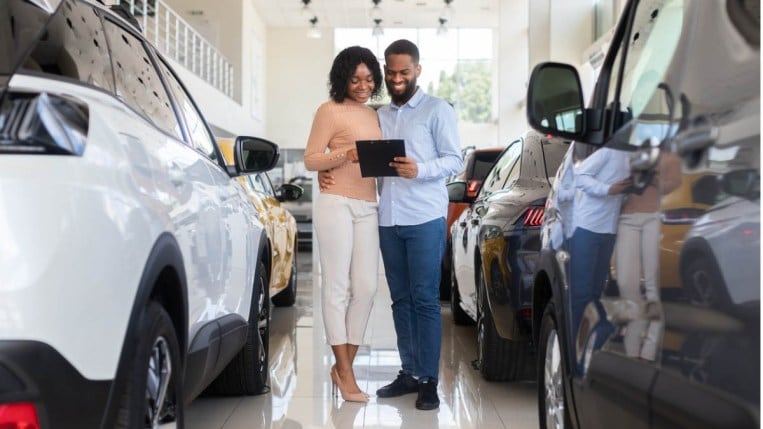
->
<box><xmin>523</xmin><ymin>207</ymin><xmax>545</xmax><ymax>227</ymax></box>
<box><xmin>466</xmin><ymin>180</ymin><xmax>481</xmax><ymax>197</ymax></box>
<box><xmin>0</xmin><ymin>402</ymin><xmax>40</xmax><ymax>429</ymax></box>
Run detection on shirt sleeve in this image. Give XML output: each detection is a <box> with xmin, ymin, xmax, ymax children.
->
<box><xmin>576</xmin><ymin>149</ymin><xmax>612</xmax><ymax>197</ymax></box>
<box><xmin>417</xmin><ymin>101</ymin><xmax>464</xmax><ymax>180</ymax></box>
<box><xmin>304</xmin><ymin>104</ymin><xmax>352</xmax><ymax>171</ymax></box>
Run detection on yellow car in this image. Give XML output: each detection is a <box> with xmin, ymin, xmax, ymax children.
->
<box><xmin>218</xmin><ymin>137</ymin><xmax>303</xmax><ymax>306</ymax></box>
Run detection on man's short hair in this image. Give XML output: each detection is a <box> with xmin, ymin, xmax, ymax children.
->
<box><xmin>384</xmin><ymin>39</ymin><xmax>420</xmax><ymax>64</ymax></box>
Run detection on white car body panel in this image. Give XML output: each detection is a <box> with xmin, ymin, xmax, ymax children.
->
<box><xmin>0</xmin><ymin>74</ymin><xmax>263</xmax><ymax>379</ymax></box>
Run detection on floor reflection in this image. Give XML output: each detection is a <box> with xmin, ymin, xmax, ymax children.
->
<box><xmin>187</xmin><ymin>249</ymin><xmax>539</xmax><ymax>429</ymax></box>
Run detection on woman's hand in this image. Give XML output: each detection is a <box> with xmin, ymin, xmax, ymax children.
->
<box><xmin>318</xmin><ymin>170</ymin><xmax>336</xmax><ymax>191</ymax></box>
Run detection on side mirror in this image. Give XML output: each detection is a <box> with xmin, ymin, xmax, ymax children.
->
<box><xmin>235</xmin><ymin>136</ymin><xmax>279</xmax><ymax>173</ymax></box>
<box><xmin>447</xmin><ymin>181</ymin><xmax>467</xmax><ymax>202</ymax></box>
<box><xmin>720</xmin><ymin>169</ymin><xmax>759</xmax><ymax>200</ymax></box>
<box><xmin>527</xmin><ymin>62</ymin><xmax>585</xmax><ymax>140</ymax></box>
<box><xmin>278</xmin><ymin>183</ymin><xmax>304</xmax><ymax>202</ymax></box>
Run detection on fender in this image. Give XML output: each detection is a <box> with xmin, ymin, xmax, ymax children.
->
<box><xmin>532</xmin><ymin>245</ymin><xmax>583</xmax><ymax>429</ymax></box>
<box><xmin>100</xmin><ymin>233</ymin><xmax>188</xmax><ymax>428</ymax></box>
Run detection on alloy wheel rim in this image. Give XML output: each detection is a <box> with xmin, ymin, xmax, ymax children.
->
<box><xmin>256</xmin><ymin>275</ymin><xmax>269</xmax><ymax>373</ymax></box>
<box><xmin>145</xmin><ymin>336</ymin><xmax>172</xmax><ymax>428</ymax></box>
<box><xmin>544</xmin><ymin>329</ymin><xmax>565</xmax><ymax>429</ymax></box>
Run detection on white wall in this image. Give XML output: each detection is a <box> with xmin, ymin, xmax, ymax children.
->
<box><xmin>497</xmin><ymin>1</ymin><xmax>529</xmax><ymax>144</ymax></box>
<box><xmin>162</xmin><ymin>0</ymin><xmax>267</xmax><ymax>137</ymax></box>
<box><xmin>264</xmin><ymin>28</ymin><xmax>335</xmax><ymax>149</ymax></box>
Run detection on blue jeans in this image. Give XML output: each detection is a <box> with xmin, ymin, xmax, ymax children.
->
<box><xmin>379</xmin><ymin>218</ymin><xmax>445</xmax><ymax>383</ymax></box>
<box><xmin>569</xmin><ymin>227</ymin><xmax>616</xmax><ymax>341</ymax></box>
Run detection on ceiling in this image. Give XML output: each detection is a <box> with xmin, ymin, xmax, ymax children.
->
<box><xmin>250</xmin><ymin>0</ymin><xmax>500</xmax><ymax>29</ymax></box>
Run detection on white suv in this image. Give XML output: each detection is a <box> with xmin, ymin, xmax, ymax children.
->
<box><xmin>0</xmin><ymin>1</ymin><xmax>274</xmax><ymax>427</ymax></box>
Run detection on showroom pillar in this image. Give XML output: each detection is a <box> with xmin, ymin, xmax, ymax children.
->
<box><xmin>496</xmin><ymin>1</ymin><xmax>529</xmax><ymax>144</ymax></box>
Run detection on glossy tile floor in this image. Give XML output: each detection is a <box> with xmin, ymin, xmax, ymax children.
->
<box><xmin>187</xmin><ymin>249</ymin><xmax>540</xmax><ymax>429</ymax></box>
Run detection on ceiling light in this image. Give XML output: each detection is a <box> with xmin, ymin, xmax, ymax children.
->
<box><xmin>370</xmin><ymin>0</ymin><xmax>383</xmax><ymax>21</ymax></box>
<box><xmin>437</xmin><ymin>17</ymin><xmax>448</xmax><ymax>35</ymax></box>
<box><xmin>440</xmin><ymin>0</ymin><xmax>454</xmax><ymax>22</ymax></box>
<box><xmin>300</xmin><ymin>0</ymin><xmax>314</xmax><ymax>19</ymax></box>
<box><xmin>372</xmin><ymin>18</ymin><xmax>384</xmax><ymax>37</ymax></box>
<box><xmin>307</xmin><ymin>16</ymin><xmax>321</xmax><ymax>39</ymax></box>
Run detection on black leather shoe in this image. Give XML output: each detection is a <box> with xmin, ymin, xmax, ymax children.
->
<box><xmin>415</xmin><ymin>380</ymin><xmax>440</xmax><ymax>410</ymax></box>
<box><xmin>376</xmin><ymin>371</ymin><xmax>418</xmax><ymax>398</ymax></box>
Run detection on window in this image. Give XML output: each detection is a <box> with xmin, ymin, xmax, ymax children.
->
<box><xmin>102</xmin><ymin>19</ymin><xmax>182</xmax><ymax>139</ymax></box>
<box><xmin>20</xmin><ymin>0</ymin><xmax>114</xmax><ymax>92</ymax></box>
<box><xmin>479</xmin><ymin>140</ymin><xmax>521</xmax><ymax>197</ymax></box>
<box><xmin>154</xmin><ymin>56</ymin><xmax>218</xmax><ymax>160</ymax></box>
<box><xmin>249</xmin><ymin>173</ymin><xmax>274</xmax><ymax>197</ymax></box>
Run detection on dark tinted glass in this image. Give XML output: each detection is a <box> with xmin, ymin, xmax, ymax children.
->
<box><xmin>0</xmin><ymin>1</ymin><xmax>64</xmax><ymax>75</ymax></box>
<box><xmin>541</xmin><ymin>141</ymin><xmax>570</xmax><ymax>180</ymax></box>
<box><xmin>102</xmin><ymin>19</ymin><xmax>182</xmax><ymax>139</ymax></box>
<box><xmin>19</xmin><ymin>0</ymin><xmax>114</xmax><ymax>91</ymax></box>
<box><xmin>154</xmin><ymin>56</ymin><xmax>217</xmax><ymax>160</ymax></box>
<box><xmin>468</xmin><ymin>151</ymin><xmax>502</xmax><ymax>181</ymax></box>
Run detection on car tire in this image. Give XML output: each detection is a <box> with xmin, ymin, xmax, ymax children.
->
<box><xmin>115</xmin><ymin>302</ymin><xmax>183</xmax><ymax>429</ymax></box>
<box><xmin>450</xmin><ymin>262</ymin><xmax>473</xmax><ymax>325</ymax></box>
<box><xmin>205</xmin><ymin>260</ymin><xmax>270</xmax><ymax>395</ymax></box>
<box><xmin>538</xmin><ymin>302</ymin><xmax>572</xmax><ymax>429</ymax></box>
<box><xmin>439</xmin><ymin>239</ymin><xmax>452</xmax><ymax>301</ymax></box>
<box><xmin>272</xmin><ymin>242</ymin><xmax>297</xmax><ymax>307</ymax></box>
<box><xmin>682</xmin><ymin>251</ymin><xmax>732</xmax><ymax>311</ymax></box>
<box><xmin>477</xmin><ymin>269</ymin><xmax>531</xmax><ymax>381</ymax></box>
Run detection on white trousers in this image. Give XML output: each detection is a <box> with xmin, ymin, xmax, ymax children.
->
<box><xmin>615</xmin><ymin>211</ymin><xmax>663</xmax><ymax>360</ymax></box>
<box><xmin>313</xmin><ymin>193</ymin><xmax>379</xmax><ymax>345</ymax></box>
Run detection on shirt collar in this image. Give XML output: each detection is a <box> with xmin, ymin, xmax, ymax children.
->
<box><xmin>390</xmin><ymin>86</ymin><xmax>423</xmax><ymax>110</ymax></box>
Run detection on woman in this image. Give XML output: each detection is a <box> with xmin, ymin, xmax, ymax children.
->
<box><xmin>304</xmin><ymin>46</ymin><xmax>383</xmax><ymax>402</ymax></box>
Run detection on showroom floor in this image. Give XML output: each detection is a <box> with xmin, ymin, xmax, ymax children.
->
<box><xmin>186</xmin><ymin>250</ymin><xmax>539</xmax><ymax>429</ymax></box>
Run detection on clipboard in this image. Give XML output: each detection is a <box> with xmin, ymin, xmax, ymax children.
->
<box><xmin>355</xmin><ymin>139</ymin><xmax>406</xmax><ymax>177</ymax></box>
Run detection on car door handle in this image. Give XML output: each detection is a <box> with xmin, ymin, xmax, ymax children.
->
<box><xmin>471</xmin><ymin>219</ymin><xmax>480</xmax><ymax>226</ymax></box>
<box><xmin>459</xmin><ymin>221</ymin><xmax>467</xmax><ymax>227</ymax></box>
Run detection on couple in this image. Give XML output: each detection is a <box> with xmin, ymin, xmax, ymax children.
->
<box><xmin>303</xmin><ymin>39</ymin><xmax>463</xmax><ymax>410</ymax></box>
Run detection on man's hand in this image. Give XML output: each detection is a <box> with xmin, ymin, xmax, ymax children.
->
<box><xmin>390</xmin><ymin>156</ymin><xmax>418</xmax><ymax>179</ymax></box>
<box><xmin>347</xmin><ymin>148</ymin><xmax>359</xmax><ymax>163</ymax></box>
<box><xmin>318</xmin><ymin>170</ymin><xmax>336</xmax><ymax>191</ymax></box>
<box><xmin>608</xmin><ymin>178</ymin><xmax>633</xmax><ymax>195</ymax></box>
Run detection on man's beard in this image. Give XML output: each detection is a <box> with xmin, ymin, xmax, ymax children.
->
<box><xmin>387</xmin><ymin>77</ymin><xmax>417</xmax><ymax>105</ymax></box>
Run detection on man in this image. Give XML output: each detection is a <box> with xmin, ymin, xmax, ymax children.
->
<box><xmin>320</xmin><ymin>39</ymin><xmax>463</xmax><ymax>410</ymax></box>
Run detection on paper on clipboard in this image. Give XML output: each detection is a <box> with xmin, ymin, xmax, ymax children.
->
<box><xmin>355</xmin><ymin>139</ymin><xmax>406</xmax><ymax>177</ymax></box>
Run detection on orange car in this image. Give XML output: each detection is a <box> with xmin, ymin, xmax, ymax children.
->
<box><xmin>218</xmin><ymin>137</ymin><xmax>303</xmax><ymax>306</ymax></box>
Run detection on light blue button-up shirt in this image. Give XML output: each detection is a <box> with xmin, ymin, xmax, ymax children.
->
<box><xmin>377</xmin><ymin>88</ymin><xmax>463</xmax><ymax>227</ymax></box>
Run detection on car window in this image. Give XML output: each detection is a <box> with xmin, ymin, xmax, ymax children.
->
<box><xmin>154</xmin><ymin>56</ymin><xmax>219</xmax><ymax>161</ymax></box>
<box><xmin>102</xmin><ymin>19</ymin><xmax>183</xmax><ymax>140</ymax></box>
<box><xmin>605</xmin><ymin>0</ymin><xmax>684</xmax><ymax>139</ymax></box>
<box><xmin>467</xmin><ymin>151</ymin><xmax>503</xmax><ymax>181</ymax></box>
<box><xmin>19</xmin><ymin>0</ymin><xmax>114</xmax><ymax>92</ymax></box>
<box><xmin>479</xmin><ymin>140</ymin><xmax>521</xmax><ymax>197</ymax></box>
<box><xmin>249</xmin><ymin>173</ymin><xmax>274</xmax><ymax>197</ymax></box>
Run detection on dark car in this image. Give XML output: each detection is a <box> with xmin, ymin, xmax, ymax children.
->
<box><xmin>526</xmin><ymin>1</ymin><xmax>759</xmax><ymax>428</ymax></box>
<box><xmin>441</xmin><ymin>147</ymin><xmax>504</xmax><ymax>299</ymax></box>
<box><xmin>449</xmin><ymin>130</ymin><xmax>568</xmax><ymax>381</ymax></box>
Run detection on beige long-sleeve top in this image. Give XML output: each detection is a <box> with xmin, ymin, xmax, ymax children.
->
<box><xmin>622</xmin><ymin>151</ymin><xmax>682</xmax><ymax>214</ymax></box>
<box><xmin>304</xmin><ymin>99</ymin><xmax>382</xmax><ymax>202</ymax></box>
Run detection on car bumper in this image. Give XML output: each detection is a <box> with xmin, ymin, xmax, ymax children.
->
<box><xmin>0</xmin><ymin>340</ymin><xmax>112</xmax><ymax>428</ymax></box>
